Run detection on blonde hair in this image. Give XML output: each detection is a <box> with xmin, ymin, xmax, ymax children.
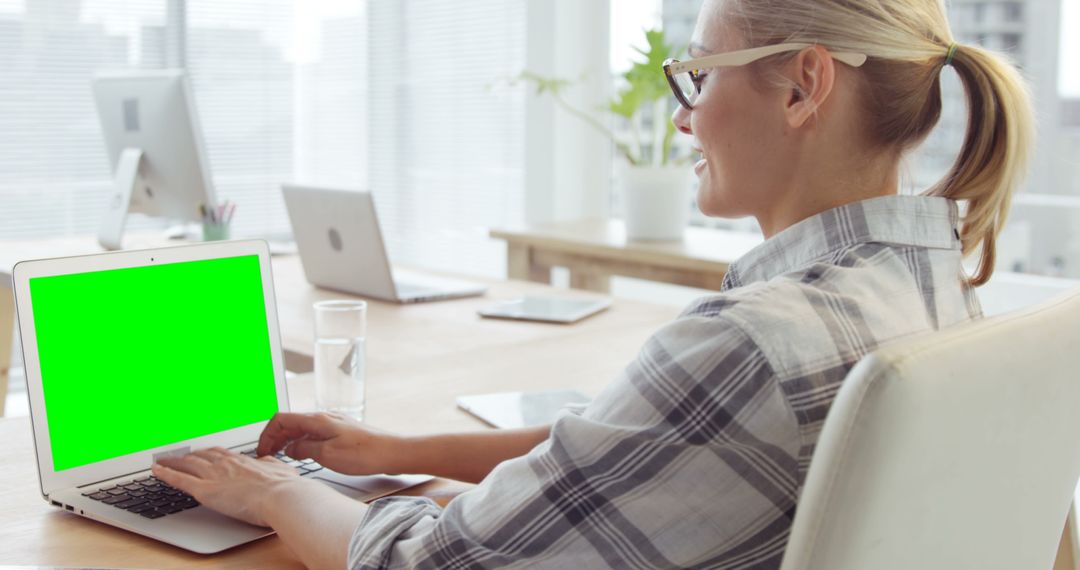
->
<box><xmin>726</xmin><ymin>0</ymin><xmax>1034</xmax><ymax>286</ymax></box>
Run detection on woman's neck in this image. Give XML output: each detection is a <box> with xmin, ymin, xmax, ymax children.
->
<box><xmin>756</xmin><ymin>153</ymin><xmax>900</xmax><ymax>239</ymax></box>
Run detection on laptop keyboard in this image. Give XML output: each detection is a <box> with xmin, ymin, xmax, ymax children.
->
<box><xmin>80</xmin><ymin>450</ymin><xmax>324</xmax><ymax>520</ymax></box>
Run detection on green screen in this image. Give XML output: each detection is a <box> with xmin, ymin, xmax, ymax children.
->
<box><xmin>30</xmin><ymin>254</ymin><xmax>279</xmax><ymax>471</ymax></box>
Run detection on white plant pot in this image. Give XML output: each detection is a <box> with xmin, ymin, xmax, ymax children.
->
<box><xmin>619</xmin><ymin>165</ymin><xmax>694</xmax><ymax>241</ymax></box>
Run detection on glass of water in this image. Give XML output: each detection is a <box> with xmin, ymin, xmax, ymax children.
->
<box><xmin>313</xmin><ymin>300</ymin><xmax>367</xmax><ymax>419</ymax></box>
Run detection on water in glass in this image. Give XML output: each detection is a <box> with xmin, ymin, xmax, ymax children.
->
<box><xmin>314</xmin><ymin>336</ymin><xmax>366</xmax><ymax>419</ymax></box>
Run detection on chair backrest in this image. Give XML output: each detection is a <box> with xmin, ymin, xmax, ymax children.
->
<box><xmin>780</xmin><ymin>288</ymin><xmax>1080</xmax><ymax>570</ymax></box>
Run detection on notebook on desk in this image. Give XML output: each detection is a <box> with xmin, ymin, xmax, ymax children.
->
<box><xmin>11</xmin><ymin>240</ymin><xmax>430</xmax><ymax>554</ymax></box>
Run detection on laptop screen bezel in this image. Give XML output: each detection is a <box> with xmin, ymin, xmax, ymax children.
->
<box><xmin>13</xmin><ymin>240</ymin><xmax>290</xmax><ymax>498</ymax></box>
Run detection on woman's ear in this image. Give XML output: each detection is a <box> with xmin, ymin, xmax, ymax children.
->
<box><xmin>784</xmin><ymin>45</ymin><xmax>836</xmax><ymax>129</ymax></box>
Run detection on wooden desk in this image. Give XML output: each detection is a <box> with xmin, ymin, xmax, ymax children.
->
<box><xmin>490</xmin><ymin>219</ymin><xmax>762</xmax><ymax>293</ymax></box>
<box><xmin>0</xmin><ymin>236</ymin><xmax>680</xmax><ymax>568</ymax></box>
<box><xmin>0</xmin><ymin>284</ymin><xmax>11</xmax><ymax>417</ymax></box>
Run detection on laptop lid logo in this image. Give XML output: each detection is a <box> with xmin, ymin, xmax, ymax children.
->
<box><xmin>328</xmin><ymin>228</ymin><xmax>343</xmax><ymax>252</ymax></box>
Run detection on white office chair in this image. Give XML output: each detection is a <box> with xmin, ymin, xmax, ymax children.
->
<box><xmin>780</xmin><ymin>288</ymin><xmax>1080</xmax><ymax>570</ymax></box>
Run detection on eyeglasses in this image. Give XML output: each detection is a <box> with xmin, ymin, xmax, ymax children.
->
<box><xmin>663</xmin><ymin>43</ymin><xmax>868</xmax><ymax>110</ymax></box>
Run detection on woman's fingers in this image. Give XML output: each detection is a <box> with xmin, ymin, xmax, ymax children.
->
<box><xmin>257</xmin><ymin>412</ymin><xmax>340</xmax><ymax>456</ymax></box>
<box><xmin>151</xmin><ymin>463</ymin><xmax>206</xmax><ymax>495</ymax></box>
<box><xmin>284</xmin><ymin>438</ymin><xmax>326</xmax><ymax>461</ymax></box>
<box><xmin>155</xmin><ymin>453</ymin><xmax>215</xmax><ymax>478</ymax></box>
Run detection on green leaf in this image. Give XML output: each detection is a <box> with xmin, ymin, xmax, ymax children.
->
<box><xmin>511</xmin><ymin>27</ymin><xmax>687</xmax><ymax>165</ymax></box>
<box><xmin>617</xmin><ymin>27</ymin><xmax>678</xmax><ymax>113</ymax></box>
<box><xmin>514</xmin><ymin>70</ymin><xmax>572</xmax><ymax>96</ymax></box>
<box><xmin>608</xmin><ymin>86</ymin><xmax>642</xmax><ymax>118</ymax></box>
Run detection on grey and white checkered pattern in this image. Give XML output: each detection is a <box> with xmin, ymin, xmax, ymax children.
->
<box><xmin>349</xmin><ymin>195</ymin><xmax>980</xmax><ymax>569</ymax></box>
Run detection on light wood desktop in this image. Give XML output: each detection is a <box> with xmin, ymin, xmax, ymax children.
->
<box><xmin>0</xmin><ymin>236</ymin><xmax>679</xmax><ymax>568</ymax></box>
<box><xmin>490</xmin><ymin>218</ymin><xmax>763</xmax><ymax>293</ymax></box>
<box><xmin>0</xmin><ymin>284</ymin><xmax>12</xmax><ymax>416</ymax></box>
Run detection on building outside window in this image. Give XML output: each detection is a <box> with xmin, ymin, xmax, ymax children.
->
<box><xmin>1005</xmin><ymin>1</ymin><xmax>1024</xmax><ymax>22</ymax></box>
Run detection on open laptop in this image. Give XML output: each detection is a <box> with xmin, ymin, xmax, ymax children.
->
<box><xmin>12</xmin><ymin>240</ymin><xmax>431</xmax><ymax>554</ymax></box>
<box><xmin>282</xmin><ymin>184</ymin><xmax>487</xmax><ymax>303</ymax></box>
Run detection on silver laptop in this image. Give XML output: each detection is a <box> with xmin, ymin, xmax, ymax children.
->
<box><xmin>12</xmin><ymin>240</ymin><xmax>430</xmax><ymax>554</ymax></box>
<box><xmin>282</xmin><ymin>184</ymin><xmax>487</xmax><ymax>303</ymax></box>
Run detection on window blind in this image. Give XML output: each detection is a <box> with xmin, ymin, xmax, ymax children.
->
<box><xmin>184</xmin><ymin>0</ymin><xmax>296</xmax><ymax>238</ymax></box>
<box><xmin>0</xmin><ymin>0</ymin><xmax>368</xmax><ymax>242</ymax></box>
<box><xmin>0</xmin><ymin>1</ymin><xmax>167</xmax><ymax>239</ymax></box>
<box><xmin>367</xmin><ymin>0</ymin><xmax>526</xmax><ymax>278</ymax></box>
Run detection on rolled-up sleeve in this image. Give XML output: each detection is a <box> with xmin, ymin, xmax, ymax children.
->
<box><xmin>348</xmin><ymin>496</ymin><xmax>442</xmax><ymax>568</ymax></box>
<box><xmin>348</xmin><ymin>314</ymin><xmax>801</xmax><ymax>569</ymax></box>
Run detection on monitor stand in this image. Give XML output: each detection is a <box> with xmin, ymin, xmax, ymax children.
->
<box><xmin>98</xmin><ymin>148</ymin><xmax>144</xmax><ymax>251</ymax></box>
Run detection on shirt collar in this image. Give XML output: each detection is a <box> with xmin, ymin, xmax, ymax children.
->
<box><xmin>722</xmin><ymin>195</ymin><xmax>961</xmax><ymax>290</ymax></box>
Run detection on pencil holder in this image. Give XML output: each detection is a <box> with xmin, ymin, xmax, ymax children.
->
<box><xmin>202</xmin><ymin>221</ymin><xmax>231</xmax><ymax>241</ymax></box>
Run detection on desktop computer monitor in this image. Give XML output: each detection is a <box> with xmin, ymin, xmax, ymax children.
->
<box><xmin>92</xmin><ymin>70</ymin><xmax>218</xmax><ymax>250</ymax></box>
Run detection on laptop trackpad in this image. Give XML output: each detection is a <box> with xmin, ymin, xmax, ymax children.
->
<box><xmin>311</xmin><ymin>470</ymin><xmax>433</xmax><ymax>501</ymax></box>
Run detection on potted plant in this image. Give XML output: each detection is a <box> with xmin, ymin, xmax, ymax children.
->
<box><xmin>519</xmin><ymin>28</ymin><xmax>693</xmax><ymax>241</ymax></box>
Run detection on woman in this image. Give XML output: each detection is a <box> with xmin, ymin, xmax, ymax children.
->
<box><xmin>153</xmin><ymin>0</ymin><xmax>1032</xmax><ymax>567</ymax></box>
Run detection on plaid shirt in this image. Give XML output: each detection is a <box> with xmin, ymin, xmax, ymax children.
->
<box><xmin>349</xmin><ymin>195</ymin><xmax>981</xmax><ymax>569</ymax></box>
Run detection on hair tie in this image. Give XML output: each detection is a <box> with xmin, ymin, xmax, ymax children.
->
<box><xmin>944</xmin><ymin>43</ymin><xmax>959</xmax><ymax>67</ymax></box>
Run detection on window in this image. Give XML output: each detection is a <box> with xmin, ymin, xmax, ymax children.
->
<box><xmin>974</xmin><ymin>3</ymin><xmax>987</xmax><ymax>23</ymax></box>
<box><xmin>366</xmin><ymin>0</ymin><xmax>527</xmax><ymax>278</ymax></box>
<box><xmin>900</xmin><ymin>1</ymin><xmax>1079</xmax><ymax>278</ymax></box>
<box><xmin>0</xmin><ymin>0</ymin><xmax>368</xmax><ymax>241</ymax></box>
<box><xmin>1004</xmin><ymin>2</ymin><xmax>1023</xmax><ymax>23</ymax></box>
<box><xmin>0</xmin><ymin>1</ymin><xmax>168</xmax><ymax>239</ymax></box>
<box><xmin>1002</xmin><ymin>32</ymin><xmax>1022</xmax><ymax>53</ymax></box>
<box><xmin>185</xmin><ymin>1</ymin><xmax>298</xmax><ymax>238</ymax></box>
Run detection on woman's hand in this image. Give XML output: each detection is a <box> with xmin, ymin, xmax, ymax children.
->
<box><xmin>155</xmin><ymin>446</ymin><xmax>368</xmax><ymax>569</ymax></box>
<box><xmin>257</xmin><ymin>412</ymin><xmax>551</xmax><ymax>483</ymax></box>
<box><xmin>256</xmin><ymin>412</ymin><xmax>408</xmax><ymax>476</ymax></box>
<box><xmin>152</xmin><ymin>447</ymin><xmax>309</xmax><ymax>527</ymax></box>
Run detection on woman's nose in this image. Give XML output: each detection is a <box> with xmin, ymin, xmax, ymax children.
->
<box><xmin>671</xmin><ymin>105</ymin><xmax>692</xmax><ymax>135</ymax></box>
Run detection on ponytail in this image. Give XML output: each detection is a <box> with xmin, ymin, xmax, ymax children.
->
<box><xmin>925</xmin><ymin>44</ymin><xmax>1034</xmax><ymax>286</ymax></box>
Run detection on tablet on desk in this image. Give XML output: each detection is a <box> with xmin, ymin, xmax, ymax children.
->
<box><xmin>457</xmin><ymin>390</ymin><xmax>591</xmax><ymax>429</ymax></box>
<box><xmin>478</xmin><ymin>296</ymin><xmax>611</xmax><ymax>324</ymax></box>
